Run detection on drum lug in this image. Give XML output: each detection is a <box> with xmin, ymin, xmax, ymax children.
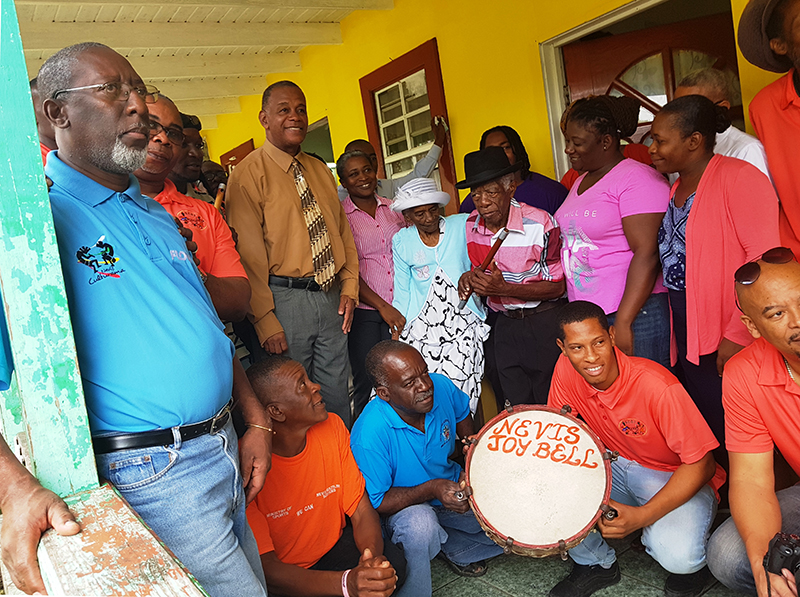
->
<box><xmin>558</xmin><ymin>540</ymin><xmax>568</xmax><ymax>560</ymax></box>
<box><xmin>503</xmin><ymin>536</ymin><xmax>515</xmax><ymax>554</ymax></box>
<box><xmin>559</xmin><ymin>405</ymin><xmax>572</xmax><ymax>415</ymax></box>
<box><xmin>504</xmin><ymin>400</ymin><xmax>514</xmax><ymax>414</ymax></box>
<box><xmin>600</xmin><ymin>503</ymin><xmax>619</xmax><ymax>520</ymax></box>
<box><xmin>603</xmin><ymin>450</ymin><xmax>619</xmax><ymax>462</ymax></box>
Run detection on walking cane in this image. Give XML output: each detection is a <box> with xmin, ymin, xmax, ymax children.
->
<box><xmin>457</xmin><ymin>227</ymin><xmax>509</xmax><ymax>310</ymax></box>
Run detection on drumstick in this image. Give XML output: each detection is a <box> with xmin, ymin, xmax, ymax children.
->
<box><xmin>213</xmin><ymin>182</ymin><xmax>226</xmax><ymax>212</ymax></box>
<box><xmin>457</xmin><ymin>227</ymin><xmax>509</xmax><ymax>310</ymax></box>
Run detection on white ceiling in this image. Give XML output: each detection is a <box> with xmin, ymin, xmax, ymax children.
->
<box><xmin>18</xmin><ymin>0</ymin><xmax>392</xmax><ymax>128</ymax></box>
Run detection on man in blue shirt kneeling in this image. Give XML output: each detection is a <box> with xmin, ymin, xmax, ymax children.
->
<box><xmin>350</xmin><ymin>340</ymin><xmax>503</xmax><ymax>597</ymax></box>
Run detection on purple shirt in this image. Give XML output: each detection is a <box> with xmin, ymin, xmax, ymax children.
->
<box><xmin>459</xmin><ymin>171</ymin><xmax>568</xmax><ymax>214</ymax></box>
<box><xmin>343</xmin><ymin>194</ymin><xmax>406</xmax><ymax>310</ymax></box>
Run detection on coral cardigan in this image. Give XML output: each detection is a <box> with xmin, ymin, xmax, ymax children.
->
<box><xmin>681</xmin><ymin>154</ymin><xmax>780</xmax><ymax>365</ymax></box>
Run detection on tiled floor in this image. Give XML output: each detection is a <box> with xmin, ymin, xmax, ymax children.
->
<box><xmin>430</xmin><ymin>533</ymin><xmax>742</xmax><ymax>596</ymax></box>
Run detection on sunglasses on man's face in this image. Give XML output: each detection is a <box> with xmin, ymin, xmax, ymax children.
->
<box><xmin>734</xmin><ymin>247</ymin><xmax>796</xmax><ymax>286</ymax></box>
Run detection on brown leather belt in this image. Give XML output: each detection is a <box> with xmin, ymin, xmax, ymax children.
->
<box><xmin>501</xmin><ymin>298</ymin><xmax>567</xmax><ymax>319</ymax></box>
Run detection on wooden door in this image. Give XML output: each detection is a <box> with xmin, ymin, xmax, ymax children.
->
<box><xmin>562</xmin><ymin>13</ymin><xmax>744</xmax><ymax>141</ymax></box>
<box><xmin>220</xmin><ymin>139</ymin><xmax>255</xmax><ymax>174</ymax></box>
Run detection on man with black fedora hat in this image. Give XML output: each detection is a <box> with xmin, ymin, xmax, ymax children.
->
<box><xmin>457</xmin><ymin>146</ymin><xmax>566</xmax><ymax>407</ymax></box>
<box><xmin>739</xmin><ymin>0</ymin><xmax>800</xmax><ymax>257</ymax></box>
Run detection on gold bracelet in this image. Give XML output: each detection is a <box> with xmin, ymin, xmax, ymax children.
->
<box><xmin>246</xmin><ymin>423</ymin><xmax>275</xmax><ymax>434</ymax></box>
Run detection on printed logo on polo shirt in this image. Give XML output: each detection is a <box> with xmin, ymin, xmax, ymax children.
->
<box><xmin>176</xmin><ymin>210</ymin><xmax>207</xmax><ymax>230</ymax></box>
<box><xmin>619</xmin><ymin>418</ymin><xmax>647</xmax><ymax>437</ymax></box>
<box><xmin>441</xmin><ymin>421</ymin><xmax>451</xmax><ymax>446</ymax></box>
<box><xmin>76</xmin><ymin>236</ymin><xmax>125</xmax><ymax>285</ymax></box>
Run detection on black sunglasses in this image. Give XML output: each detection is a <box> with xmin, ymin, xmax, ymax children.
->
<box><xmin>734</xmin><ymin>247</ymin><xmax>796</xmax><ymax>286</ymax></box>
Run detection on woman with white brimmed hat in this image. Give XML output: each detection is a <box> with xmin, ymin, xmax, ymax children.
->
<box><xmin>390</xmin><ymin>178</ymin><xmax>489</xmax><ymax>413</ymax></box>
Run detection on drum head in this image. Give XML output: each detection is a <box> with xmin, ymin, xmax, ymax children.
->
<box><xmin>466</xmin><ymin>405</ymin><xmax>611</xmax><ymax>554</ymax></box>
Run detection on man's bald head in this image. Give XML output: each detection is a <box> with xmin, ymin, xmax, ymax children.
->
<box><xmin>737</xmin><ymin>258</ymin><xmax>800</xmax><ymax>357</ymax></box>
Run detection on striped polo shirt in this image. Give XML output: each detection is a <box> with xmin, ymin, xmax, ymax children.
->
<box><xmin>466</xmin><ymin>199</ymin><xmax>564</xmax><ymax>312</ymax></box>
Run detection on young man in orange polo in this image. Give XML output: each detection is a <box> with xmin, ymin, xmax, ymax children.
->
<box><xmin>547</xmin><ymin>301</ymin><xmax>724</xmax><ymax>597</ymax></box>
<box><xmin>707</xmin><ymin>249</ymin><xmax>800</xmax><ymax>597</ymax></box>
<box><xmin>245</xmin><ymin>356</ymin><xmax>405</xmax><ymax>597</ymax></box>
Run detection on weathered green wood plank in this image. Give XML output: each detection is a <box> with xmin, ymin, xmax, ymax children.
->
<box><xmin>1</xmin><ymin>484</ymin><xmax>210</xmax><ymax>596</ymax></box>
<box><xmin>0</xmin><ymin>0</ymin><xmax>97</xmax><ymax>495</ymax></box>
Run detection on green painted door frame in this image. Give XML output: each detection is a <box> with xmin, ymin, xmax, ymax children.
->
<box><xmin>0</xmin><ymin>0</ymin><xmax>98</xmax><ymax>497</ymax></box>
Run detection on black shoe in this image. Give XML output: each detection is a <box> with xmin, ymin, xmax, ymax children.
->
<box><xmin>664</xmin><ymin>566</ymin><xmax>716</xmax><ymax>597</ymax></box>
<box><xmin>549</xmin><ymin>561</ymin><xmax>621</xmax><ymax>597</ymax></box>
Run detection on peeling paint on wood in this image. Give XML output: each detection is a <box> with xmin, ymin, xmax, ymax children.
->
<box><xmin>1</xmin><ymin>484</ymin><xmax>209</xmax><ymax>596</ymax></box>
<box><xmin>0</xmin><ymin>0</ymin><xmax>97</xmax><ymax>495</ymax></box>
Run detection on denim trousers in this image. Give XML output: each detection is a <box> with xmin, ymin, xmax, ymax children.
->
<box><xmin>384</xmin><ymin>503</ymin><xmax>504</xmax><ymax>597</ymax></box>
<box><xmin>707</xmin><ymin>485</ymin><xmax>800</xmax><ymax>593</ymax></box>
<box><xmin>607</xmin><ymin>292</ymin><xmax>671</xmax><ymax>369</ymax></box>
<box><xmin>568</xmin><ymin>455</ymin><xmax>717</xmax><ymax>574</ymax></box>
<box><xmin>95</xmin><ymin>419</ymin><xmax>268</xmax><ymax>597</ymax></box>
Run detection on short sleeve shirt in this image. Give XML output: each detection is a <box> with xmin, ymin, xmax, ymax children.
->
<box><xmin>465</xmin><ymin>200</ymin><xmax>564</xmax><ymax>312</ymax></box>
<box><xmin>0</xmin><ymin>295</ymin><xmax>13</xmax><ymax>391</ymax></box>
<box><xmin>45</xmin><ymin>153</ymin><xmax>234</xmax><ymax>433</ymax></box>
<box><xmin>246</xmin><ymin>414</ymin><xmax>365</xmax><ymax>568</ymax></box>
<box><xmin>548</xmin><ymin>348</ymin><xmax>725</xmax><ymax>492</ymax></box>
<box><xmin>723</xmin><ymin>337</ymin><xmax>800</xmax><ymax>474</ymax></box>
<box><xmin>350</xmin><ymin>373</ymin><xmax>470</xmax><ymax>509</ymax></box>
<box><xmin>554</xmin><ymin>159</ymin><xmax>670</xmax><ymax>314</ymax></box>
<box><xmin>343</xmin><ymin>194</ymin><xmax>405</xmax><ymax>309</ymax></box>
<box><xmin>154</xmin><ymin>179</ymin><xmax>247</xmax><ymax>280</ymax></box>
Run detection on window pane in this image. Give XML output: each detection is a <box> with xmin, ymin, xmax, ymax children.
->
<box><xmin>672</xmin><ymin>50</ymin><xmax>743</xmax><ymax>108</ymax></box>
<box><xmin>403</xmin><ymin>70</ymin><xmax>429</xmax><ymax>113</ymax></box>
<box><xmin>386</xmin><ymin>156</ymin><xmax>414</xmax><ymax>178</ymax></box>
<box><xmin>408</xmin><ymin>110</ymin><xmax>433</xmax><ymax>148</ymax></box>
<box><xmin>383</xmin><ymin>121</ymin><xmax>408</xmax><ymax>156</ymax></box>
<box><xmin>377</xmin><ymin>85</ymin><xmax>403</xmax><ymax>123</ymax></box>
<box><xmin>619</xmin><ymin>54</ymin><xmax>667</xmax><ymax>108</ymax></box>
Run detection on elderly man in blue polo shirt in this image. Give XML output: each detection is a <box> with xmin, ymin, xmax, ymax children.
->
<box><xmin>0</xmin><ymin>43</ymin><xmax>271</xmax><ymax>597</ymax></box>
<box><xmin>350</xmin><ymin>340</ymin><xmax>503</xmax><ymax>597</ymax></box>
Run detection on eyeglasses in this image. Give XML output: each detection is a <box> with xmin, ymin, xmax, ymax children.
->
<box><xmin>203</xmin><ymin>170</ymin><xmax>228</xmax><ymax>183</ymax></box>
<box><xmin>52</xmin><ymin>82</ymin><xmax>160</xmax><ymax>104</ymax></box>
<box><xmin>734</xmin><ymin>247</ymin><xmax>796</xmax><ymax>286</ymax></box>
<box><xmin>149</xmin><ymin>121</ymin><xmax>186</xmax><ymax>145</ymax></box>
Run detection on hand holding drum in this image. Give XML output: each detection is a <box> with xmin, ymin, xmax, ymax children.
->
<box><xmin>457</xmin><ymin>228</ymin><xmax>509</xmax><ymax>310</ymax></box>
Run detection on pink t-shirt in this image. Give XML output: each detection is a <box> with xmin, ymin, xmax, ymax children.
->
<box><xmin>554</xmin><ymin>159</ymin><xmax>670</xmax><ymax>314</ymax></box>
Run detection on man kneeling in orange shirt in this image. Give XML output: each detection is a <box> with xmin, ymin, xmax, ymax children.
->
<box><xmin>246</xmin><ymin>356</ymin><xmax>406</xmax><ymax>597</ymax></box>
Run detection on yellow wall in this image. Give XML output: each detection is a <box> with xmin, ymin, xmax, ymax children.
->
<box><xmin>204</xmin><ymin>0</ymin><xmax>783</xmax><ymax>188</ymax></box>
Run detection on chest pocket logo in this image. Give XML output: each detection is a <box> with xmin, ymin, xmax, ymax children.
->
<box><xmin>176</xmin><ymin>210</ymin><xmax>207</xmax><ymax>230</ymax></box>
<box><xmin>441</xmin><ymin>421</ymin><xmax>451</xmax><ymax>446</ymax></box>
<box><xmin>619</xmin><ymin>418</ymin><xmax>647</xmax><ymax>437</ymax></box>
<box><xmin>76</xmin><ymin>235</ymin><xmax>125</xmax><ymax>284</ymax></box>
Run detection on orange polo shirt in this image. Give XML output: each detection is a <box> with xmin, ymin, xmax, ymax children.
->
<box><xmin>246</xmin><ymin>414</ymin><xmax>365</xmax><ymax>568</ymax></box>
<box><xmin>154</xmin><ymin>179</ymin><xmax>246</xmax><ymax>279</ymax></box>
<box><xmin>750</xmin><ymin>70</ymin><xmax>800</xmax><ymax>257</ymax></box>
<box><xmin>723</xmin><ymin>337</ymin><xmax>800</xmax><ymax>473</ymax></box>
<box><xmin>548</xmin><ymin>349</ymin><xmax>725</xmax><ymax>493</ymax></box>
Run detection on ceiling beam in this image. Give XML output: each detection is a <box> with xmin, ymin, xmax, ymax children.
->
<box><xmin>158</xmin><ymin>76</ymin><xmax>266</xmax><ymax>100</ymax></box>
<box><xmin>16</xmin><ymin>0</ymin><xmax>392</xmax><ymax>7</ymax></box>
<box><xmin>26</xmin><ymin>52</ymin><xmax>300</xmax><ymax>80</ymax></box>
<box><xmin>174</xmin><ymin>97</ymin><xmax>241</xmax><ymax>115</ymax></box>
<box><xmin>20</xmin><ymin>21</ymin><xmax>342</xmax><ymax>50</ymax></box>
<box><xmin>198</xmin><ymin>114</ymin><xmax>218</xmax><ymax>130</ymax></box>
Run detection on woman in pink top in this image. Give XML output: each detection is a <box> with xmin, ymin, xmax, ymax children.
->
<box><xmin>556</xmin><ymin>96</ymin><xmax>671</xmax><ymax>367</ymax></box>
<box><xmin>338</xmin><ymin>150</ymin><xmax>406</xmax><ymax>419</ymax></box>
<box><xmin>650</xmin><ymin>95</ymin><xmax>779</xmax><ymax>445</ymax></box>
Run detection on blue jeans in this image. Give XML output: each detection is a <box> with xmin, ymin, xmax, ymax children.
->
<box><xmin>95</xmin><ymin>419</ymin><xmax>268</xmax><ymax>597</ymax></box>
<box><xmin>384</xmin><ymin>503</ymin><xmax>504</xmax><ymax>597</ymax></box>
<box><xmin>707</xmin><ymin>485</ymin><xmax>800</xmax><ymax>593</ymax></box>
<box><xmin>569</xmin><ymin>456</ymin><xmax>717</xmax><ymax>574</ymax></box>
<box><xmin>607</xmin><ymin>292</ymin><xmax>671</xmax><ymax>369</ymax></box>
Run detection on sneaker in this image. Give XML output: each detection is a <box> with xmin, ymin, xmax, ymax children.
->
<box><xmin>549</xmin><ymin>561</ymin><xmax>621</xmax><ymax>597</ymax></box>
<box><xmin>664</xmin><ymin>566</ymin><xmax>716</xmax><ymax>597</ymax></box>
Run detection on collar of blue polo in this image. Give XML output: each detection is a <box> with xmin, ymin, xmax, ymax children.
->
<box><xmin>375</xmin><ymin>392</ymin><xmax>442</xmax><ymax>430</ymax></box>
<box><xmin>45</xmin><ymin>151</ymin><xmax>149</xmax><ymax>211</ymax></box>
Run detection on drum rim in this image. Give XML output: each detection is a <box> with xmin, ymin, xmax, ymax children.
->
<box><xmin>465</xmin><ymin>404</ymin><xmax>612</xmax><ymax>553</ymax></box>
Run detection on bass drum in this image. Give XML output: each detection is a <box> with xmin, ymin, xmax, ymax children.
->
<box><xmin>465</xmin><ymin>405</ymin><xmax>612</xmax><ymax>557</ymax></box>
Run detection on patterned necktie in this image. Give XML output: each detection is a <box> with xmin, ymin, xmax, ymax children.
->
<box><xmin>291</xmin><ymin>159</ymin><xmax>335</xmax><ymax>291</ymax></box>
